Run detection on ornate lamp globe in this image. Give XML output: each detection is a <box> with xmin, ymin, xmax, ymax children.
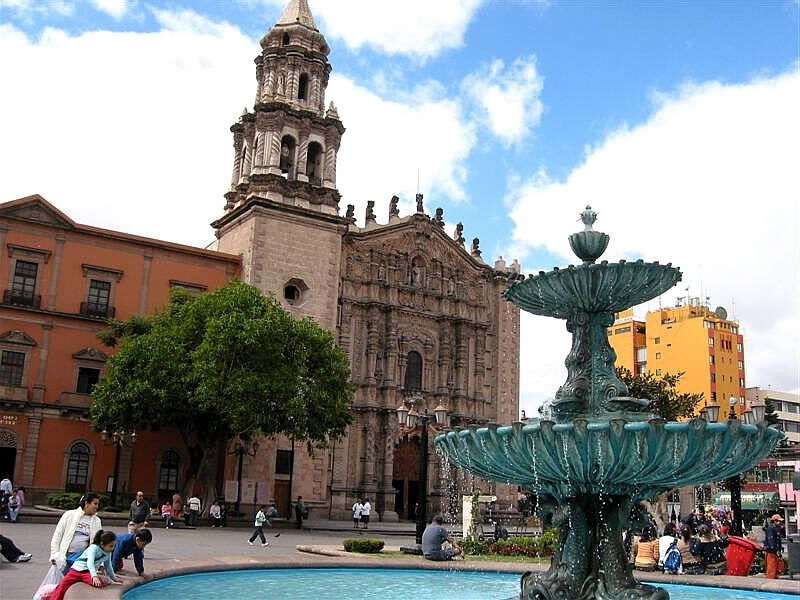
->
<box><xmin>396</xmin><ymin>403</ymin><xmax>409</xmax><ymax>427</ymax></box>
<box><xmin>705</xmin><ymin>402</ymin><xmax>720</xmax><ymax>422</ymax></box>
<box><xmin>751</xmin><ymin>402</ymin><xmax>766</xmax><ymax>423</ymax></box>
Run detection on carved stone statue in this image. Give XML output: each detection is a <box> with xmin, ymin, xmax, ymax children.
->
<box><xmin>433</xmin><ymin>208</ymin><xmax>444</xmax><ymax>227</ymax></box>
<box><xmin>389</xmin><ymin>195</ymin><xmax>399</xmax><ymax>218</ymax></box>
<box><xmin>580</xmin><ymin>205</ymin><xmax>598</xmax><ymax>231</ymax></box>
<box><xmin>345</xmin><ymin>204</ymin><xmax>355</xmax><ymax>223</ymax></box>
<box><xmin>454</xmin><ymin>222</ymin><xmax>465</xmax><ymax>244</ymax></box>
<box><xmin>276</xmin><ymin>71</ymin><xmax>286</xmax><ymax>97</ymax></box>
<box><xmin>470</xmin><ymin>237</ymin><xmax>481</xmax><ymax>258</ymax></box>
<box><xmin>365</xmin><ymin>200</ymin><xmax>376</xmax><ymax>223</ymax></box>
<box><xmin>415</xmin><ymin>193</ymin><xmax>424</xmax><ymax>213</ymax></box>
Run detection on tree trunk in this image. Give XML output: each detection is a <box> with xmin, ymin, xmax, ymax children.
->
<box><xmin>182</xmin><ymin>442</ymin><xmax>219</xmax><ymax>517</ymax></box>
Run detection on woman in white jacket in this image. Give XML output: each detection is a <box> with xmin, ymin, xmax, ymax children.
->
<box><xmin>49</xmin><ymin>494</ymin><xmax>102</xmax><ymax>567</ymax></box>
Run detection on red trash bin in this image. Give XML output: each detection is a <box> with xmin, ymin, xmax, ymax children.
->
<box><xmin>725</xmin><ymin>536</ymin><xmax>762</xmax><ymax>576</ymax></box>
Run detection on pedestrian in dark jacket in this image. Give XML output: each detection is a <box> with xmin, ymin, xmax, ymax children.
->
<box><xmin>294</xmin><ymin>496</ymin><xmax>306</xmax><ymax>529</ymax></box>
<box><xmin>111</xmin><ymin>528</ymin><xmax>152</xmax><ymax>576</ymax></box>
<box><xmin>128</xmin><ymin>491</ymin><xmax>150</xmax><ymax>533</ymax></box>
<box><xmin>763</xmin><ymin>514</ymin><xmax>784</xmax><ymax>579</ymax></box>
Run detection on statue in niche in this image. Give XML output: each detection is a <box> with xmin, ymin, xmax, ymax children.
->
<box><xmin>377</xmin><ymin>262</ymin><xmax>385</xmax><ymax>280</ymax></box>
<box><xmin>389</xmin><ymin>195</ymin><xmax>400</xmax><ymax>218</ymax></box>
<box><xmin>454</xmin><ymin>222</ymin><xmax>465</xmax><ymax>245</ymax></box>
<box><xmin>365</xmin><ymin>200</ymin><xmax>376</xmax><ymax>223</ymax></box>
<box><xmin>345</xmin><ymin>204</ymin><xmax>355</xmax><ymax>223</ymax></box>
<box><xmin>470</xmin><ymin>237</ymin><xmax>481</xmax><ymax>258</ymax></box>
<box><xmin>415</xmin><ymin>193</ymin><xmax>424</xmax><ymax>213</ymax></box>
<box><xmin>433</xmin><ymin>208</ymin><xmax>445</xmax><ymax>228</ymax></box>
<box><xmin>276</xmin><ymin>71</ymin><xmax>286</xmax><ymax>97</ymax></box>
<box><xmin>447</xmin><ymin>274</ymin><xmax>455</xmax><ymax>296</ymax></box>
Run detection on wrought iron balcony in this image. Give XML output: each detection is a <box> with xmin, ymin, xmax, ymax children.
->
<box><xmin>80</xmin><ymin>302</ymin><xmax>115</xmax><ymax>319</ymax></box>
<box><xmin>2</xmin><ymin>290</ymin><xmax>41</xmax><ymax>309</ymax></box>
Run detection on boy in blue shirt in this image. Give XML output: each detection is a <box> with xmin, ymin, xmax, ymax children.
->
<box><xmin>111</xmin><ymin>528</ymin><xmax>152</xmax><ymax>576</ymax></box>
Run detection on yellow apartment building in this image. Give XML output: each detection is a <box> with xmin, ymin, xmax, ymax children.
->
<box><xmin>608</xmin><ymin>300</ymin><xmax>745</xmax><ymax>422</ymax></box>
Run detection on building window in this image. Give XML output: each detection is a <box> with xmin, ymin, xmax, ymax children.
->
<box><xmin>636</xmin><ymin>325</ymin><xmax>646</xmax><ymax>334</ymax></box>
<box><xmin>736</xmin><ymin>343</ymin><xmax>742</xmax><ymax>352</ymax></box>
<box><xmin>709</xmin><ymin>355</ymin><xmax>715</xmax><ymax>365</ymax></box>
<box><xmin>737</xmin><ymin>360</ymin><xmax>743</xmax><ymax>369</ymax></box>
<box><xmin>655</xmin><ymin>368</ymin><xmax>662</xmax><ymax>375</ymax></box>
<box><xmin>76</xmin><ymin>367</ymin><xmax>100</xmax><ymax>394</ymax></box>
<box><xmin>635</xmin><ymin>347</ymin><xmax>646</xmax><ymax>363</ymax></box>
<box><xmin>10</xmin><ymin>260</ymin><xmax>38</xmax><ymax>305</ymax></box>
<box><xmin>614</xmin><ymin>326</ymin><xmax>631</xmax><ymax>334</ymax></box>
<box><xmin>710</xmin><ymin>391</ymin><xmax>717</xmax><ymax>402</ymax></box>
<box><xmin>306</xmin><ymin>142</ymin><xmax>323</xmax><ymax>186</ymax></box>
<box><xmin>655</xmin><ymin>352</ymin><xmax>662</xmax><ymax>360</ymax></box>
<box><xmin>282</xmin><ymin>33</ymin><xmax>290</xmax><ymax>45</ymax></box>
<box><xmin>653</xmin><ymin>337</ymin><xmax>660</xmax><ymax>344</ymax></box>
<box><xmin>0</xmin><ymin>350</ymin><xmax>25</xmax><ymax>386</ymax></box>
<box><xmin>710</xmin><ymin>373</ymin><xmax>716</xmax><ymax>383</ymax></box>
<box><xmin>739</xmin><ymin>377</ymin><xmax>745</xmax><ymax>387</ymax></box>
<box><xmin>298</xmin><ymin>73</ymin><xmax>308</xmax><ymax>100</ymax></box>
<box><xmin>635</xmin><ymin>364</ymin><xmax>645</xmax><ymax>375</ymax></box>
<box><xmin>708</xmin><ymin>338</ymin><xmax>714</xmax><ymax>347</ymax></box>
<box><xmin>284</xmin><ymin>285</ymin><xmax>300</xmax><ymax>304</ymax></box>
<box><xmin>66</xmin><ymin>442</ymin><xmax>90</xmax><ymax>492</ymax></box>
<box><xmin>404</xmin><ymin>351</ymin><xmax>422</xmax><ymax>390</ymax></box>
<box><xmin>739</xmin><ymin>396</ymin><xmax>745</xmax><ymax>405</ymax></box>
<box><xmin>85</xmin><ymin>279</ymin><xmax>111</xmax><ymax>317</ymax></box>
<box><xmin>158</xmin><ymin>450</ymin><xmax>180</xmax><ymax>497</ymax></box>
<box><xmin>276</xmin><ymin>449</ymin><xmax>293</xmax><ymax>475</ymax></box>
<box><xmin>279</xmin><ymin>135</ymin><xmax>296</xmax><ymax>177</ymax></box>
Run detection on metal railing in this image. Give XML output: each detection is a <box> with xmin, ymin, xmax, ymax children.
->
<box><xmin>80</xmin><ymin>302</ymin><xmax>115</xmax><ymax>318</ymax></box>
<box><xmin>2</xmin><ymin>290</ymin><xmax>41</xmax><ymax>308</ymax></box>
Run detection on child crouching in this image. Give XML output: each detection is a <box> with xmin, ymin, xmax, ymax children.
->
<box><xmin>46</xmin><ymin>530</ymin><xmax>122</xmax><ymax>600</ymax></box>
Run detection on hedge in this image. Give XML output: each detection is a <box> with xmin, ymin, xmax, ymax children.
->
<box><xmin>343</xmin><ymin>538</ymin><xmax>385</xmax><ymax>553</ymax></box>
<box><xmin>46</xmin><ymin>492</ymin><xmax>112</xmax><ymax>510</ymax></box>
<box><xmin>491</xmin><ymin>531</ymin><xmax>557</xmax><ymax>557</ymax></box>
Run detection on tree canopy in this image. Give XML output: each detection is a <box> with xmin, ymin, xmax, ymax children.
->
<box><xmin>91</xmin><ymin>281</ymin><xmax>353</xmax><ymax>498</ymax></box>
<box><xmin>616</xmin><ymin>366</ymin><xmax>703</xmax><ymax>421</ymax></box>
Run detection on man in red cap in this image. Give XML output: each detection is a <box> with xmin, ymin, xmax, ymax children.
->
<box><xmin>763</xmin><ymin>513</ymin><xmax>785</xmax><ymax>578</ymax></box>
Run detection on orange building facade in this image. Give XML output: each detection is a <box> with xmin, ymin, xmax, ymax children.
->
<box><xmin>608</xmin><ymin>300</ymin><xmax>746</xmax><ymax>422</ymax></box>
<box><xmin>0</xmin><ymin>195</ymin><xmax>239</xmax><ymax>501</ymax></box>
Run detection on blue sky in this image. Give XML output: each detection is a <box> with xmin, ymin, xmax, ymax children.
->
<box><xmin>1</xmin><ymin>0</ymin><xmax>798</xmax><ymax>411</ymax></box>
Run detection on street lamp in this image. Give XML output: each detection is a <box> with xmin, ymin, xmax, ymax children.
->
<box><xmin>228</xmin><ymin>437</ymin><xmax>260</xmax><ymax>516</ymax></box>
<box><xmin>751</xmin><ymin>402</ymin><xmax>766</xmax><ymax>424</ymax></box>
<box><xmin>101</xmin><ymin>429</ymin><xmax>136</xmax><ymax>510</ymax></box>
<box><xmin>741</xmin><ymin>410</ymin><xmax>754</xmax><ymax>425</ymax></box>
<box><xmin>699</xmin><ymin>406</ymin><xmax>708</xmax><ymax>421</ymax></box>
<box><xmin>725</xmin><ymin>402</ymin><xmax>743</xmax><ymax>536</ymax></box>
<box><xmin>705</xmin><ymin>402</ymin><xmax>720</xmax><ymax>423</ymax></box>
<box><xmin>396</xmin><ymin>400</ymin><xmax>448</xmax><ymax>545</ymax></box>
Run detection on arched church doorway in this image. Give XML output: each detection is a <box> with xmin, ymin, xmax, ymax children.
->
<box><xmin>0</xmin><ymin>429</ymin><xmax>18</xmax><ymax>482</ymax></box>
<box><xmin>392</xmin><ymin>436</ymin><xmax>421</xmax><ymax>520</ymax></box>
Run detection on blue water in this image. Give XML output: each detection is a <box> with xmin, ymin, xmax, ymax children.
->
<box><xmin>123</xmin><ymin>568</ymin><xmax>798</xmax><ymax>600</ymax></box>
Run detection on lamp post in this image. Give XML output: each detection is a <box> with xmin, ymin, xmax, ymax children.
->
<box><xmin>228</xmin><ymin>437</ymin><xmax>259</xmax><ymax>516</ymax></box>
<box><xmin>396</xmin><ymin>398</ymin><xmax>448</xmax><ymax>545</ymax></box>
<box><xmin>726</xmin><ymin>400</ymin><xmax>743</xmax><ymax>536</ymax></box>
<box><xmin>101</xmin><ymin>429</ymin><xmax>136</xmax><ymax>510</ymax></box>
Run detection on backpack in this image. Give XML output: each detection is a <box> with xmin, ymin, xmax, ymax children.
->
<box><xmin>663</xmin><ymin>539</ymin><xmax>681</xmax><ymax>574</ymax></box>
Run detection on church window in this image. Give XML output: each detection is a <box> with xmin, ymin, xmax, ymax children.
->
<box><xmin>66</xmin><ymin>442</ymin><xmax>90</xmax><ymax>492</ymax></box>
<box><xmin>306</xmin><ymin>142</ymin><xmax>323</xmax><ymax>185</ymax></box>
<box><xmin>405</xmin><ymin>351</ymin><xmax>422</xmax><ymax>390</ymax></box>
<box><xmin>284</xmin><ymin>285</ymin><xmax>300</xmax><ymax>304</ymax></box>
<box><xmin>279</xmin><ymin>135</ymin><xmax>296</xmax><ymax>178</ymax></box>
<box><xmin>298</xmin><ymin>73</ymin><xmax>308</xmax><ymax>100</ymax></box>
<box><xmin>282</xmin><ymin>33</ymin><xmax>290</xmax><ymax>46</ymax></box>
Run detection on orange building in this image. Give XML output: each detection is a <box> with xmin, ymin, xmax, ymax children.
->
<box><xmin>608</xmin><ymin>300</ymin><xmax>746</xmax><ymax>422</ymax></box>
<box><xmin>0</xmin><ymin>195</ymin><xmax>239</xmax><ymax>501</ymax></box>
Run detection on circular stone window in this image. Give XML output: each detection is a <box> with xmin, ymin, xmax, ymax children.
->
<box><xmin>282</xmin><ymin>278</ymin><xmax>308</xmax><ymax>306</ymax></box>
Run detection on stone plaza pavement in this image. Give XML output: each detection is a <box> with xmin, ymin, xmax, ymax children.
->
<box><xmin>2</xmin><ymin>523</ymin><xmax>798</xmax><ymax>599</ymax></box>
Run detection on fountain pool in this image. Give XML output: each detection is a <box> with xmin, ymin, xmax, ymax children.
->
<box><xmin>122</xmin><ymin>568</ymin><xmax>798</xmax><ymax>600</ymax></box>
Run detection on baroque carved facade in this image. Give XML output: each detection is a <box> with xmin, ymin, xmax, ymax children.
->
<box><xmin>212</xmin><ymin>0</ymin><xmax>521</xmax><ymax>520</ymax></box>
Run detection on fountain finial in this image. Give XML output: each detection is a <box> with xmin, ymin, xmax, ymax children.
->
<box><xmin>580</xmin><ymin>205</ymin><xmax>597</xmax><ymax>231</ymax></box>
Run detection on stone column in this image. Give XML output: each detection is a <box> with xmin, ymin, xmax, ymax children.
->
<box><xmin>384</xmin><ymin>327</ymin><xmax>398</xmax><ymax>387</ymax></box>
<box><xmin>46</xmin><ymin>234</ymin><xmax>66</xmax><ymax>311</ymax></box>
<box><xmin>22</xmin><ymin>414</ymin><xmax>42</xmax><ymax>486</ymax></box>
<box><xmin>138</xmin><ymin>250</ymin><xmax>153</xmax><ymax>314</ymax></box>
<box><xmin>474</xmin><ymin>329</ymin><xmax>486</xmax><ymax>402</ymax></box>
<box><xmin>296</xmin><ymin>124</ymin><xmax>310</xmax><ymax>182</ymax></box>
<box><xmin>455</xmin><ymin>324</ymin><xmax>468</xmax><ymax>398</ymax></box>
<box><xmin>365</xmin><ymin>320</ymin><xmax>378</xmax><ymax>386</ymax></box>
<box><xmin>380</xmin><ymin>422</ymin><xmax>399</xmax><ymax>521</ymax></box>
<box><xmin>254</xmin><ymin>59</ymin><xmax>264</xmax><ymax>106</ymax></box>
<box><xmin>31</xmin><ymin>322</ymin><xmax>52</xmax><ymax>403</ymax></box>
<box><xmin>323</xmin><ymin>131</ymin><xmax>340</xmax><ymax>188</ymax></box>
<box><xmin>438</xmin><ymin>325</ymin><xmax>451</xmax><ymax>395</ymax></box>
<box><xmin>363</xmin><ymin>414</ymin><xmax>375</xmax><ymax>488</ymax></box>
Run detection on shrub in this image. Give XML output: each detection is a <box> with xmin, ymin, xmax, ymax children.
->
<box><xmin>461</xmin><ymin>538</ymin><xmax>490</xmax><ymax>555</ymax></box>
<box><xmin>46</xmin><ymin>492</ymin><xmax>111</xmax><ymax>510</ymax></box>
<box><xmin>343</xmin><ymin>538</ymin><xmax>385</xmax><ymax>553</ymax></box>
<box><xmin>490</xmin><ymin>531</ymin><xmax>558</xmax><ymax>557</ymax></box>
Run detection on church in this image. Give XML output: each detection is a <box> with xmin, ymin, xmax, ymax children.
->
<box><xmin>0</xmin><ymin>0</ymin><xmax>520</xmax><ymax>521</ymax></box>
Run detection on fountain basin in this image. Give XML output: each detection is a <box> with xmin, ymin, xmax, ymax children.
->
<box><xmin>504</xmin><ymin>260</ymin><xmax>681</xmax><ymax>318</ymax></box>
<box><xmin>435</xmin><ymin>419</ymin><xmax>782</xmax><ymax>502</ymax></box>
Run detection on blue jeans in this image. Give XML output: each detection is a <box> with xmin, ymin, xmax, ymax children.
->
<box><xmin>8</xmin><ymin>507</ymin><xmax>18</xmax><ymax>522</ymax></box>
<box><xmin>249</xmin><ymin>526</ymin><xmax>265</xmax><ymax>543</ymax></box>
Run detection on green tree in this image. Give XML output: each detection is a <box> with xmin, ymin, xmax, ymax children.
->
<box><xmin>615</xmin><ymin>367</ymin><xmax>704</xmax><ymax>421</ymax></box>
<box><xmin>763</xmin><ymin>396</ymin><xmax>780</xmax><ymax>426</ymax></box>
<box><xmin>91</xmin><ymin>281</ymin><xmax>353</xmax><ymax>506</ymax></box>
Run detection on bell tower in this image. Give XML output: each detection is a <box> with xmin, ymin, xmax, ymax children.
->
<box><xmin>212</xmin><ymin>0</ymin><xmax>347</xmax><ymax>331</ymax></box>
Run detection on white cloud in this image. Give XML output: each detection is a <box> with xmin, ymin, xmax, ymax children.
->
<box><xmin>0</xmin><ymin>15</ymin><xmax>258</xmax><ymax>246</ymax></box>
<box><xmin>462</xmin><ymin>55</ymin><xmax>544</xmax><ymax>145</ymax></box>
<box><xmin>260</xmin><ymin>0</ymin><xmax>485</xmax><ymax>60</ymax></box>
<box><xmin>509</xmin><ymin>70</ymin><xmax>800</xmax><ymax>415</ymax></box>
<box><xmin>0</xmin><ymin>0</ymin><xmax>73</xmax><ymax>18</ymax></box>
<box><xmin>90</xmin><ymin>0</ymin><xmax>130</xmax><ymax>20</ymax></box>
<box><xmin>329</xmin><ymin>74</ymin><xmax>476</xmax><ymax>224</ymax></box>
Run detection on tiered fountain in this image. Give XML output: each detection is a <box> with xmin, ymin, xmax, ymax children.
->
<box><xmin>435</xmin><ymin>207</ymin><xmax>782</xmax><ymax>600</ymax></box>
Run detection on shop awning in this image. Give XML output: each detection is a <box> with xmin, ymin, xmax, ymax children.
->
<box><xmin>711</xmin><ymin>491</ymin><xmax>779</xmax><ymax>510</ymax></box>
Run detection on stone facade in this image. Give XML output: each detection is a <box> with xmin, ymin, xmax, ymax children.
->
<box><xmin>212</xmin><ymin>1</ymin><xmax>521</xmax><ymax>520</ymax></box>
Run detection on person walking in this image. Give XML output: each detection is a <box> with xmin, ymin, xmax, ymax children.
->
<box><xmin>360</xmin><ymin>498</ymin><xmax>371</xmax><ymax>530</ymax></box>
<box><xmin>763</xmin><ymin>514</ymin><xmax>785</xmax><ymax>579</ymax></box>
<box><xmin>0</xmin><ymin>533</ymin><xmax>32</xmax><ymax>562</ymax></box>
<box><xmin>128</xmin><ymin>491</ymin><xmax>150</xmax><ymax>534</ymax></box>
<box><xmin>351</xmin><ymin>500</ymin><xmax>363</xmax><ymax>528</ymax></box>
<box><xmin>49</xmin><ymin>493</ymin><xmax>102</xmax><ymax>569</ymax></box>
<box><xmin>248</xmin><ymin>505</ymin><xmax>269</xmax><ymax>546</ymax></box>
<box><xmin>294</xmin><ymin>496</ymin><xmax>306</xmax><ymax>529</ymax></box>
<box><xmin>188</xmin><ymin>494</ymin><xmax>201</xmax><ymax>527</ymax></box>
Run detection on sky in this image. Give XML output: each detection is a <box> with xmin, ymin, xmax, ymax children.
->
<box><xmin>1</xmin><ymin>0</ymin><xmax>798</xmax><ymax>415</ymax></box>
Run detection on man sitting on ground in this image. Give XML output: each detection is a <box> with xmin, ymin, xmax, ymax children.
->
<box><xmin>422</xmin><ymin>514</ymin><xmax>463</xmax><ymax>561</ymax></box>
<box><xmin>111</xmin><ymin>528</ymin><xmax>152</xmax><ymax>577</ymax></box>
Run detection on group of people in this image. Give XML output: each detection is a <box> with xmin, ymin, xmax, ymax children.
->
<box><xmin>629</xmin><ymin>504</ymin><xmax>787</xmax><ymax>578</ymax></box>
<box><xmin>350</xmin><ymin>498</ymin><xmax>372</xmax><ymax>529</ymax></box>
<box><xmin>156</xmin><ymin>493</ymin><xmax>206</xmax><ymax>528</ymax></box>
<box><xmin>0</xmin><ymin>476</ymin><xmax>24</xmax><ymax>523</ymax></box>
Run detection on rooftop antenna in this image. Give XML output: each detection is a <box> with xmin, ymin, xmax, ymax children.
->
<box><xmin>416</xmin><ymin>168</ymin><xmax>420</xmax><ymax>195</ymax></box>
